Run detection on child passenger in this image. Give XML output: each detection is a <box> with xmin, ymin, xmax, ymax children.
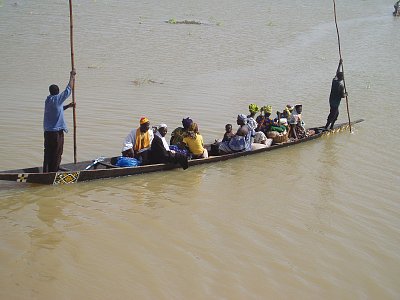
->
<box><xmin>222</xmin><ymin>124</ymin><xmax>234</xmax><ymax>142</ymax></box>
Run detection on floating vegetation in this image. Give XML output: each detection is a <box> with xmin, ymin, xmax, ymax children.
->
<box><xmin>131</xmin><ymin>78</ymin><xmax>163</xmax><ymax>86</ymax></box>
<box><xmin>167</xmin><ymin>18</ymin><xmax>176</xmax><ymax>24</ymax></box>
<box><xmin>266</xmin><ymin>21</ymin><xmax>276</xmax><ymax>27</ymax></box>
<box><xmin>166</xmin><ymin>18</ymin><xmax>203</xmax><ymax>25</ymax></box>
<box><xmin>87</xmin><ymin>65</ymin><xmax>100</xmax><ymax>69</ymax></box>
<box><xmin>165</xmin><ymin>17</ymin><xmax>223</xmax><ymax>26</ymax></box>
<box><xmin>209</xmin><ymin>16</ymin><xmax>223</xmax><ymax>26</ymax></box>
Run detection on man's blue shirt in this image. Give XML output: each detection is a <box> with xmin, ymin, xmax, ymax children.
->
<box><xmin>43</xmin><ymin>84</ymin><xmax>71</xmax><ymax>132</ymax></box>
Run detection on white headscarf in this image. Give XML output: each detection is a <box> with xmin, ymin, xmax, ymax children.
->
<box><xmin>237</xmin><ymin>114</ymin><xmax>248</xmax><ymax>124</ymax></box>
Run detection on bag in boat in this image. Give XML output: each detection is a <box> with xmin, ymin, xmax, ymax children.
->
<box><xmin>267</xmin><ymin>129</ymin><xmax>288</xmax><ymax>143</ymax></box>
<box><xmin>115</xmin><ymin>156</ymin><xmax>141</xmax><ymax>167</ymax></box>
<box><xmin>269</xmin><ymin>125</ymin><xmax>287</xmax><ymax>133</ymax></box>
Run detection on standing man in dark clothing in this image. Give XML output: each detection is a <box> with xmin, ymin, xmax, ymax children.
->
<box><xmin>325</xmin><ymin>59</ymin><xmax>347</xmax><ymax>130</ymax></box>
<box><xmin>43</xmin><ymin>69</ymin><xmax>76</xmax><ymax>172</ymax></box>
<box><xmin>394</xmin><ymin>1</ymin><xmax>400</xmax><ymax>16</ymax></box>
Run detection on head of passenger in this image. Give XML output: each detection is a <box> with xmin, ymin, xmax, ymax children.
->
<box><xmin>158</xmin><ymin>124</ymin><xmax>168</xmax><ymax>137</ymax></box>
<box><xmin>188</xmin><ymin>122</ymin><xmax>199</xmax><ymax>134</ymax></box>
<box><xmin>295</xmin><ymin>104</ymin><xmax>302</xmax><ymax>114</ymax></box>
<box><xmin>262</xmin><ymin>105</ymin><xmax>272</xmax><ymax>118</ymax></box>
<box><xmin>139</xmin><ymin>117</ymin><xmax>150</xmax><ymax>133</ymax></box>
<box><xmin>182</xmin><ymin>117</ymin><xmax>193</xmax><ymax>130</ymax></box>
<box><xmin>225</xmin><ymin>124</ymin><xmax>232</xmax><ymax>133</ymax></box>
<box><xmin>237</xmin><ymin>114</ymin><xmax>248</xmax><ymax>126</ymax></box>
<box><xmin>337</xmin><ymin>72</ymin><xmax>344</xmax><ymax>80</ymax></box>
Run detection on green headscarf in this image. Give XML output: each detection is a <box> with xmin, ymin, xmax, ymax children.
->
<box><xmin>248</xmin><ymin>104</ymin><xmax>259</xmax><ymax>114</ymax></box>
<box><xmin>261</xmin><ymin>105</ymin><xmax>272</xmax><ymax>114</ymax></box>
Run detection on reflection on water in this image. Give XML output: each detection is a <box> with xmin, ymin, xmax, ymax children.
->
<box><xmin>29</xmin><ymin>194</ymin><xmax>71</xmax><ymax>250</ymax></box>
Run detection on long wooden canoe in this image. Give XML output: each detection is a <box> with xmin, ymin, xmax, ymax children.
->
<box><xmin>0</xmin><ymin>120</ymin><xmax>363</xmax><ymax>185</ymax></box>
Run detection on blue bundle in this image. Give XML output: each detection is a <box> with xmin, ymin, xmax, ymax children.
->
<box><xmin>169</xmin><ymin>145</ymin><xmax>189</xmax><ymax>156</ymax></box>
<box><xmin>115</xmin><ymin>156</ymin><xmax>141</xmax><ymax>167</ymax></box>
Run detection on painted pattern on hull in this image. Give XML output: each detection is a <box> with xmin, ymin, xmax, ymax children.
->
<box><xmin>17</xmin><ymin>174</ymin><xmax>28</xmax><ymax>183</ymax></box>
<box><xmin>54</xmin><ymin>172</ymin><xmax>80</xmax><ymax>184</ymax></box>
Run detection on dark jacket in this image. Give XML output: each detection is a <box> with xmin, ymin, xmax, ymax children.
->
<box><xmin>329</xmin><ymin>78</ymin><xmax>345</xmax><ymax>108</ymax></box>
<box><xmin>150</xmin><ymin>134</ymin><xmax>172</xmax><ymax>164</ymax></box>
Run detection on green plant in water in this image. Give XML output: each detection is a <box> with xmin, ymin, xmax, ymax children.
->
<box><xmin>131</xmin><ymin>77</ymin><xmax>163</xmax><ymax>86</ymax></box>
<box><xmin>168</xmin><ymin>18</ymin><xmax>177</xmax><ymax>24</ymax></box>
<box><xmin>166</xmin><ymin>18</ymin><xmax>202</xmax><ymax>25</ymax></box>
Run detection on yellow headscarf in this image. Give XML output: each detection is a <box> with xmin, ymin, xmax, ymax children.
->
<box><xmin>140</xmin><ymin>117</ymin><xmax>149</xmax><ymax>125</ymax></box>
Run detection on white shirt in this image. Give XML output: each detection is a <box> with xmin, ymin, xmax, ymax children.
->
<box><xmin>122</xmin><ymin>128</ymin><xmax>154</xmax><ymax>153</ymax></box>
<box><xmin>248</xmin><ymin>117</ymin><xmax>257</xmax><ymax>130</ymax></box>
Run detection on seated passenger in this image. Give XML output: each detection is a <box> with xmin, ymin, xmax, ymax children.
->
<box><xmin>182</xmin><ymin>123</ymin><xmax>208</xmax><ymax>159</ymax></box>
<box><xmin>288</xmin><ymin>104</ymin><xmax>306</xmax><ymax>139</ymax></box>
<box><xmin>276</xmin><ymin>104</ymin><xmax>293</xmax><ymax>122</ymax></box>
<box><xmin>256</xmin><ymin>105</ymin><xmax>274</xmax><ymax>133</ymax></box>
<box><xmin>262</xmin><ymin>109</ymin><xmax>289</xmax><ymax>143</ymax></box>
<box><xmin>121</xmin><ymin>117</ymin><xmax>154</xmax><ymax>163</ymax></box>
<box><xmin>269</xmin><ymin>117</ymin><xmax>288</xmax><ymax>133</ymax></box>
<box><xmin>150</xmin><ymin>124</ymin><xmax>188</xmax><ymax>169</ymax></box>
<box><xmin>286</xmin><ymin>104</ymin><xmax>294</xmax><ymax>116</ymax></box>
<box><xmin>222</xmin><ymin>123</ymin><xmax>235</xmax><ymax>142</ymax></box>
<box><xmin>247</xmin><ymin>103</ymin><xmax>259</xmax><ymax>131</ymax></box>
<box><xmin>255</xmin><ymin>108</ymin><xmax>266</xmax><ymax>132</ymax></box>
<box><xmin>170</xmin><ymin>117</ymin><xmax>193</xmax><ymax>145</ymax></box>
<box><xmin>218</xmin><ymin>114</ymin><xmax>254</xmax><ymax>154</ymax></box>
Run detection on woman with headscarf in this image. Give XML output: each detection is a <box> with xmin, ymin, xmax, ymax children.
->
<box><xmin>247</xmin><ymin>103</ymin><xmax>259</xmax><ymax>131</ymax></box>
<box><xmin>121</xmin><ymin>117</ymin><xmax>154</xmax><ymax>163</ymax></box>
<box><xmin>288</xmin><ymin>104</ymin><xmax>306</xmax><ymax>139</ymax></box>
<box><xmin>256</xmin><ymin>105</ymin><xmax>274</xmax><ymax>133</ymax></box>
<box><xmin>218</xmin><ymin>114</ymin><xmax>254</xmax><ymax>154</ymax></box>
<box><xmin>182</xmin><ymin>123</ymin><xmax>208</xmax><ymax>159</ymax></box>
<box><xmin>170</xmin><ymin>117</ymin><xmax>193</xmax><ymax>145</ymax></box>
<box><xmin>150</xmin><ymin>124</ymin><xmax>188</xmax><ymax>169</ymax></box>
<box><xmin>247</xmin><ymin>103</ymin><xmax>268</xmax><ymax>144</ymax></box>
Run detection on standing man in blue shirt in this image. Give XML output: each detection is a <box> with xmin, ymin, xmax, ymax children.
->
<box><xmin>43</xmin><ymin>69</ymin><xmax>76</xmax><ymax>172</ymax></box>
<box><xmin>324</xmin><ymin>59</ymin><xmax>347</xmax><ymax>130</ymax></box>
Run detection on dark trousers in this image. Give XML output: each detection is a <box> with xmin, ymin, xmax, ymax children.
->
<box><xmin>43</xmin><ymin>130</ymin><xmax>64</xmax><ymax>172</ymax></box>
<box><xmin>122</xmin><ymin>148</ymin><xmax>151</xmax><ymax>164</ymax></box>
<box><xmin>325</xmin><ymin>106</ymin><xmax>339</xmax><ymax>129</ymax></box>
